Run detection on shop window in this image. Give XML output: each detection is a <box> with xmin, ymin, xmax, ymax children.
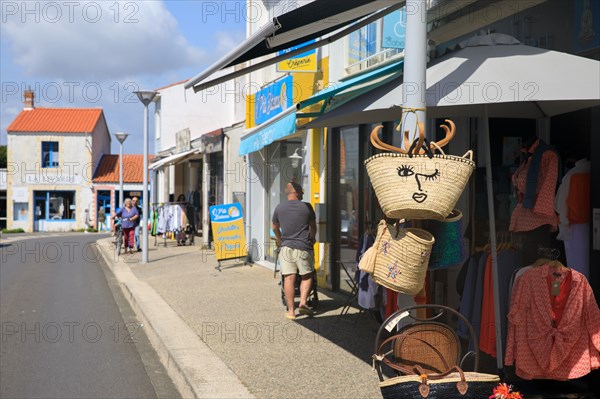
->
<box><xmin>34</xmin><ymin>191</ymin><xmax>76</xmax><ymax>220</ymax></box>
<box><xmin>339</xmin><ymin>127</ymin><xmax>360</xmax><ymax>273</ymax></box>
<box><xmin>13</xmin><ymin>202</ymin><xmax>29</xmax><ymax>221</ymax></box>
<box><xmin>42</xmin><ymin>142</ymin><xmax>59</xmax><ymax>168</ymax></box>
<box><xmin>347</xmin><ymin>22</ymin><xmax>378</xmax><ymax>69</ymax></box>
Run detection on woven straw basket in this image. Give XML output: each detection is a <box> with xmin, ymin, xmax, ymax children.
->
<box><xmin>371</xmin><ymin>222</ymin><xmax>434</xmax><ymax>294</ymax></box>
<box><xmin>379</xmin><ymin>371</ymin><xmax>500</xmax><ymax>399</ymax></box>
<box><xmin>365</xmin><ymin>145</ymin><xmax>475</xmax><ymax>220</ymax></box>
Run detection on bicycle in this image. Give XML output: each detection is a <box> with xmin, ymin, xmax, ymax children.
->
<box><xmin>114</xmin><ymin>220</ymin><xmax>123</xmax><ymax>255</ymax></box>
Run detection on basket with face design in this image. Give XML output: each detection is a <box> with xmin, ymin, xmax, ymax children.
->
<box><xmin>365</xmin><ymin>123</ymin><xmax>475</xmax><ymax>220</ymax></box>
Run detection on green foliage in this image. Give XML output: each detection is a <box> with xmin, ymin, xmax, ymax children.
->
<box><xmin>0</xmin><ymin>146</ymin><xmax>6</xmax><ymax>168</ymax></box>
<box><xmin>1</xmin><ymin>228</ymin><xmax>25</xmax><ymax>234</ymax></box>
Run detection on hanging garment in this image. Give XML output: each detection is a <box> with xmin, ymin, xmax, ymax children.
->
<box><xmin>478</xmin><ymin>250</ymin><xmax>522</xmax><ymax>358</ymax></box>
<box><xmin>357</xmin><ymin>232</ymin><xmax>378</xmax><ymax>310</ymax></box>
<box><xmin>457</xmin><ymin>253</ymin><xmax>483</xmax><ymax>341</ymax></box>
<box><xmin>150</xmin><ymin>209</ymin><xmax>159</xmax><ymax>236</ymax></box>
<box><xmin>563</xmin><ymin>223</ymin><xmax>590</xmax><ymax>278</ymax></box>
<box><xmin>509</xmin><ymin>140</ymin><xmax>559</xmax><ymax>233</ymax></box>
<box><xmin>505</xmin><ymin>265</ymin><xmax>600</xmax><ymax>380</ymax></box>
<box><xmin>157</xmin><ymin>206</ymin><xmax>167</xmax><ymax>234</ymax></box>
<box><xmin>555</xmin><ymin>159</ymin><xmax>590</xmax><ymax>240</ymax></box>
<box><xmin>465</xmin><ymin>252</ymin><xmax>489</xmax><ymax>351</ymax></box>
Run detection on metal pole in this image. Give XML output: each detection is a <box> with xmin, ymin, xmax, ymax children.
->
<box><xmin>402</xmin><ymin>0</ymin><xmax>427</xmax><ymax>139</ymax></box>
<box><xmin>142</xmin><ymin>103</ymin><xmax>149</xmax><ymax>264</ymax></box>
<box><xmin>399</xmin><ymin>0</ymin><xmax>427</xmax><ymax>311</ymax></box>
<box><xmin>119</xmin><ymin>142</ymin><xmax>124</xmax><ymax>208</ymax></box>
<box><xmin>483</xmin><ymin>106</ymin><xmax>504</xmax><ymax>371</ymax></box>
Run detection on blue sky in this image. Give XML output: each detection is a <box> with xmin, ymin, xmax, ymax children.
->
<box><xmin>0</xmin><ymin>0</ymin><xmax>246</xmax><ymax>153</ymax></box>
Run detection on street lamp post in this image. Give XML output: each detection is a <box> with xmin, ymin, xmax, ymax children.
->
<box><xmin>114</xmin><ymin>132</ymin><xmax>129</xmax><ymax>209</ymax></box>
<box><xmin>134</xmin><ymin>90</ymin><xmax>157</xmax><ymax>264</ymax></box>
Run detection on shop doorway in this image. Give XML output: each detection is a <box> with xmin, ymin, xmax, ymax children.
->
<box><xmin>33</xmin><ymin>193</ymin><xmax>47</xmax><ymax>232</ymax></box>
<box><xmin>265</xmin><ymin>140</ymin><xmax>302</xmax><ymax>264</ymax></box>
<box><xmin>97</xmin><ymin>191</ymin><xmax>111</xmax><ymax>231</ymax></box>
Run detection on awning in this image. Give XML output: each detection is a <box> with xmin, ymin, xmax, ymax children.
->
<box><xmin>297</xmin><ymin>59</ymin><xmax>403</xmax><ymax>117</ymax></box>
<box><xmin>185</xmin><ymin>0</ymin><xmax>405</xmax><ymax>92</ymax></box>
<box><xmin>239</xmin><ymin>107</ymin><xmax>297</xmax><ymax>156</ymax></box>
<box><xmin>149</xmin><ymin>148</ymin><xmax>200</xmax><ymax>170</ymax></box>
<box><xmin>239</xmin><ymin>59</ymin><xmax>404</xmax><ymax>156</ymax></box>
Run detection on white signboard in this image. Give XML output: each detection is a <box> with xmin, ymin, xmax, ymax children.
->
<box><xmin>12</xmin><ymin>187</ymin><xmax>28</xmax><ymax>202</ymax></box>
<box><xmin>24</xmin><ymin>174</ymin><xmax>83</xmax><ymax>185</ymax></box>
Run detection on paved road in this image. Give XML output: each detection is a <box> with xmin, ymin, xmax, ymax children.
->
<box><xmin>0</xmin><ymin>234</ymin><xmax>180</xmax><ymax>399</ymax></box>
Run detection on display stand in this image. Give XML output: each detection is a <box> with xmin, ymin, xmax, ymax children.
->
<box><xmin>215</xmin><ymin>256</ymin><xmax>249</xmax><ymax>272</ymax></box>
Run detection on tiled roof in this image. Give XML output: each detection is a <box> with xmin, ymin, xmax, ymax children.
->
<box><xmin>93</xmin><ymin>154</ymin><xmax>154</xmax><ymax>183</ymax></box>
<box><xmin>7</xmin><ymin>108</ymin><xmax>103</xmax><ymax>133</ymax></box>
<box><xmin>155</xmin><ymin>78</ymin><xmax>189</xmax><ymax>92</ymax></box>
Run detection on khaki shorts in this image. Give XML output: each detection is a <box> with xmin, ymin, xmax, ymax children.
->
<box><xmin>279</xmin><ymin>247</ymin><xmax>314</xmax><ymax>276</ymax></box>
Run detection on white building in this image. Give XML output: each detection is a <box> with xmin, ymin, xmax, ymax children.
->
<box><xmin>6</xmin><ymin>91</ymin><xmax>111</xmax><ymax>232</ymax></box>
<box><xmin>150</xmin><ymin>71</ymin><xmax>245</xmax><ymax>246</ymax></box>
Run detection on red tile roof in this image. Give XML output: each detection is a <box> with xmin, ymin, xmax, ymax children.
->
<box><xmin>93</xmin><ymin>154</ymin><xmax>154</xmax><ymax>183</ymax></box>
<box><xmin>7</xmin><ymin>108</ymin><xmax>103</xmax><ymax>133</ymax></box>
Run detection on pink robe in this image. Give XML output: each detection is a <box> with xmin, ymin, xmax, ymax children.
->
<box><xmin>505</xmin><ymin>264</ymin><xmax>600</xmax><ymax>380</ymax></box>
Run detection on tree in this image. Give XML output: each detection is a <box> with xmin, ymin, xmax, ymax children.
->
<box><xmin>0</xmin><ymin>146</ymin><xmax>6</xmax><ymax>168</ymax></box>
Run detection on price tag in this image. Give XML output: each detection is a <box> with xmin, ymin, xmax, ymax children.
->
<box><xmin>385</xmin><ymin>311</ymin><xmax>409</xmax><ymax>332</ymax></box>
<box><xmin>551</xmin><ymin>281</ymin><xmax>561</xmax><ymax>296</ymax></box>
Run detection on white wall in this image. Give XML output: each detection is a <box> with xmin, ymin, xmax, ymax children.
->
<box><xmin>155</xmin><ymin>69</ymin><xmax>243</xmax><ymax>155</ymax></box>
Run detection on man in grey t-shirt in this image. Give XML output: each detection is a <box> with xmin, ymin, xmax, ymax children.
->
<box><xmin>272</xmin><ymin>181</ymin><xmax>316</xmax><ymax>320</ymax></box>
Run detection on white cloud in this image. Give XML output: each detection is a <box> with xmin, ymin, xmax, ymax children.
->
<box><xmin>1</xmin><ymin>1</ymin><xmax>206</xmax><ymax>80</ymax></box>
<box><xmin>213</xmin><ymin>30</ymin><xmax>246</xmax><ymax>56</ymax></box>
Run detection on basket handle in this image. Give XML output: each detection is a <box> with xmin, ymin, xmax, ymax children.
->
<box><xmin>370</xmin><ymin>123</ymin><xmax>425</xmax><ymax>155</ymax></box>
<box><xmin>370</xmin><ymin>119</ymin><xmax>457</xmax><ymax>156</ymax></box>
<box><xmin>415</xmin><ymin>365</ymin><xmax>469</xmax><ymax>397</ymax></box>
<box><xmin>430</xmin><ymin>142</ymin><xmax>474</xmax><ymax>163</ymax></box>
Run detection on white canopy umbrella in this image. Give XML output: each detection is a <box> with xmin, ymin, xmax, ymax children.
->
<box><xmin>303</xmin><ymin>33</ymin><xmax>600</xmax><ymax>127</ymax></box>
<box><xmin>303</xmin><ymin>33</ymin><xmax>600</xmax><ymax>371</ymax></box>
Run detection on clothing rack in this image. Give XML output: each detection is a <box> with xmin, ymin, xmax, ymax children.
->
<box><xmin>150</xmin><ymin>202</ymin><xmax>196</xmax><ymax>247</ymax></box>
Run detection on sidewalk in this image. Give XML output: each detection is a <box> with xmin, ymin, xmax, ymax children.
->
<box><xmin>96</xmin><ymin>237</ymin><xmax>383</xmax><ymax>399</ymax></box>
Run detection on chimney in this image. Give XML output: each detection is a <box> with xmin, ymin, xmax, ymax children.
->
<box><xmin>24</xmin><ymin>89</ymin><xmax>34</xmax><ymax>110</ymax></box>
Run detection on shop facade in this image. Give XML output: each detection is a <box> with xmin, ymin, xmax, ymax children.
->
<box><xmin>6</xmin><ymin>93</ymin><xmax>111</xmax><ymax>232</ymax></box>
<box><xmin>307</xmin><ymin>0</ymin><xmax>600</xmax><ymax>393</ymax></box>
<box><xmin>182</xmin><ymin>0</ymin><xmax>599</xmax><ymax>392</ymax></box>
<box><xmin>151</xmin><ymin>72</ymin><xmax>245</xmax><ymax>246</ymax></box>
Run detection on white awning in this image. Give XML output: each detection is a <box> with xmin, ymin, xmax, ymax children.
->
<box><xmin>149</xmin><ymin>148</ymin><xmax>200</xmax><ymax>170</ymax></box>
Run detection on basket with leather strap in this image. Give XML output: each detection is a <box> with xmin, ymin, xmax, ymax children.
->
<box><xmin>369</xmin><ymin>220</ymin><xmax>435</xmax><ymax>295</ymax></box>
<box><xmin>378</xmin><ymin>366</ymin><xmax>500</xmax><ymax>399</ymax></box>
<box><xmin>365</xmin><ymin>120</ymin><xmax>475</xmax><ymax>220</ymax></box>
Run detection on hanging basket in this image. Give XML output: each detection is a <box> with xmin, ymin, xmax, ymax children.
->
<box><xmin>366</xmin><ymin>122</ymin><xmax>475</xmax><ymax>220</ymax></box>
<box><xmin>370</xmin><ymin>220</ymin><xmax>435</xmax><ymax>294</ymax></box>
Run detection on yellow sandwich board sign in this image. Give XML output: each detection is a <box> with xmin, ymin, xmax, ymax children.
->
<box><xmin>209</xmin><ymin>203</ymin><xmax>247</xmax><ymax>262</ymax></box>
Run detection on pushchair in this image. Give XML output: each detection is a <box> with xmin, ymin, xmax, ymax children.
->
<box><xmin>274</xmin><ymin>246</ymin><xmax>319</xmax><ymax>310</ymax></box>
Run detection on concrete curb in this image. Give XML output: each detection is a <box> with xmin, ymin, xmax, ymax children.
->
<box><xmin>96</xmin><ymin>238</ymin><xmax>254</xmax><ymax>399</ymax></box>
